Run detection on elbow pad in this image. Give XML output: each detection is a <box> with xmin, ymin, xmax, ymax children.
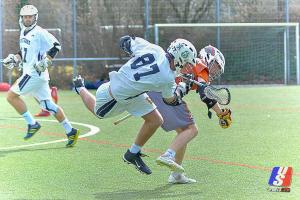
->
<box><xmin>47</xmin><ymin>42</ymin><xmax>61</xmax><ymax>59</ymax></box>
<box><xmin>119</xmin><ymin>35</ymin><xmax>134</xmax><ymax>56</ymax></box>
<box><xmin>197</xmin><ymin>83</ymin><xmax>217</xmax><ymax>109</ymax></box>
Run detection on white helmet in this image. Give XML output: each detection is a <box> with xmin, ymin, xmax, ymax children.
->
<box><xmin>199</xmin><ymin>45</ymin><xmax>225</xmax><ymax>81</ymax></box>
<box><xmin>167</xmin><ymin>39</ymin><xmax>197</xmax><ymax>69</ymax></box>
<box><xmin>19</xmin><ymin>5</ymin><xmax>38</xmax><ymax>31</ymax></box>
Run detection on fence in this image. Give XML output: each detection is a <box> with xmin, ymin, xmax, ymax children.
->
<box><xmin>0</xmin><ymin>0</ymin><xmax>299</xmax><ymax>87</ymax></box>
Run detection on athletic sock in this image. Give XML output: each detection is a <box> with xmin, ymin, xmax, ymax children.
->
<box><xmin>171</xmin><ymin>171</ymin><xmax>182</xmax><ymax>178</ymax></box>
<box><xmin>163</xmin><ymin>148</ymin><xmax>176</xmax><ymax>159</ymax></box>
<box><xmin>129</xmin><ymin>143</ymin><xmax>142</xmax><ymax>154</ymax></box>
<box><xmin>22</xmin><ymin>111</ymin><xmax>36</xmax><ymax>125</ymax></box>
<box><xmin>60</xmin><ymin>118</ymin><xmax>73</xmax><ymax>134</ymax></box>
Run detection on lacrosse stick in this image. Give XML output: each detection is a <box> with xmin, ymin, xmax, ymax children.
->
<box><xmin>179</xmin><ymin>74</ymin><xmax>231</xmax><ymax>105</ymax></box>
<box><xmin>113</xmin><ymin>114</ymin><xmax>132</xmax><ymax>125</ymax></box>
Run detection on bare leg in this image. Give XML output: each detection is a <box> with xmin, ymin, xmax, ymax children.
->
<box><xmin>53</xmin><ymin>106</ymin><xmax>67</xmax><ymax>122</ymax></box>
<box><xmin>133</xmin><ymin>109</ymin><xmax>163</xmax><ymax>146</ymax></box>
<box><xmin>78</xmin><ymin>88</ymin><xmax>96</xmax><ymax>114</ymax></box>
<box><xmin>169</xmin><ymin>124</ymin><xmax>198</xmax><ymax>152</ymax></box>
<box><xmin>174</xmin><ymin>142</ymin><xmax>187</xmax><ymax>165</ymax></box>
<box><xmin>124</xmin><ymin>109</ymin><xmax>163</xmax><ymax>175</ymax></box>
<box><xmin>7</xmin><ymin>90</ymin><xmax>28</xmax><ymax>114</ymax></box>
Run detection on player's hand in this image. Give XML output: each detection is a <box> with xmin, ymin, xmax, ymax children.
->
<box><xmin>2</xmin><ymin>54</ymin><xmax>19</xmax><ymax>70</ymax></box>
<box><xmin>217</xmin><ymin>108</ymin><xmax>232</xmax><ymax>128</ymax></box>
<box><xmin>176</xmin><ymin>82</ymin><xmax>188</xmax><ymax>98</ymax></box>
<box><xmin>34</xmin><ymin>55</ymin><xmax>52</xmax><ymax>73</ymax></box>
<box><xmin>73</xmin><ymin>75</ymin><xmax>85</xmax><ymax>94</ymax></box>
<box><xmin>181</xmin><ymin>73</ymin><xmax>194</xmax><ymax>92</ymax></box>
<box><xmin>119</xmin><ymin>35</ymin><xmax>133</xmax><ymax>56</ymax></box>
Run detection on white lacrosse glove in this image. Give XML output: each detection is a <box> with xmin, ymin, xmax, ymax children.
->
<box><xmin>2</xmin><ymin>54</ymin><xmax>19</xmax><ymax>70</ymax></box>
<box><xmin>176</xmin><ymin>82</ymin><xmax>188</xmax><ymax>98</ymax></box>
<box><xmin>34</xmin><ymin>55</ymin><xmax>52</xmax><ymax>73</ymax></box>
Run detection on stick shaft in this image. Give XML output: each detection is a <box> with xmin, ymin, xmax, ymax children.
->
<box><xmin>113</xmin><ymin>114</ymin><xmax>132</xmax><ymax>125</ymax></box>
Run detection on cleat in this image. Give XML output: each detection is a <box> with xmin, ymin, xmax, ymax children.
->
<box><xmin>168</xmin><ymin>173</ymin><xmax>197</xmax><ymax>184</ymax></box>
<box><xmin>156</xmin><ymin>155</ymin><xmax>185</xmax><ymax>173</ymax></box>
<box><xmin>122</xmin><ymin>149</ymin><xmax>152</xmax><ymax>175</ymax></box>
<box><xmin>34</xmin><ymin>110</ymin><xmax>50</xmax><ymax>117</ymax></box>
<box><xmin>66</xmin><ymin>128</ymin><xmax>80</xmax><ymax>147</ymax></box>
<box><xmin>24</xmin><ymin>122</ymin><xmax>41</xmax><ymax>140</ymax></box>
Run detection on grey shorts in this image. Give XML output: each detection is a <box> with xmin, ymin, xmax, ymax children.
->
<box><xmin>147</xmin><ymin>91</ymin><xmax>194</xmax><ymax>132</ymax></box>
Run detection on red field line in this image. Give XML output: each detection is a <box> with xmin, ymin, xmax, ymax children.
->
<box><xmin>1</xmin><ymin>124</ymin><xmax>299</xmax><ymax>177</ymax></box>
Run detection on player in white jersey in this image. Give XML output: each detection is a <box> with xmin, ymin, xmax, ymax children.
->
<box><xmin>2</xmin><ymin>5</ymin><xmax>79</xmax><ymax>147</ymax></box>
<box><xmin>73</xmin><ymin>36</ymin><xmax>197</xmax><ymax>174</ymax></box>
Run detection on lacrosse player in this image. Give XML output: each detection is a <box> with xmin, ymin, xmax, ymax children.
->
<box><xmin>148</xmin><ymin>45</ymin><xmax>232</xmax><ymax>183</ymax></box>
<box><xmin>3</xmin><ymin>5</ymin><xmax>79</xmax><ymax>147</ymax></box>
<box><xmin>73</xmin><ymin>36</ymin><xmax>197</xmax><ymax>175</ymax></box>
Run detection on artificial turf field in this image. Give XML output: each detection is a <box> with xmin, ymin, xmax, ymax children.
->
<box><xmin>0</xmin><ymin>86</ymin><xmax>299</xmax><ymax>200</ymax></box>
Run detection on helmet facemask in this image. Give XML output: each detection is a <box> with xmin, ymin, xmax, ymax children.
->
<box><xmin>208</xmin><ymin>60</ymin><xmax>224</xmax><ymax>81</ymax></box>
<box><xmin>199</xmin><ymin>45</ymin><xmax>225</xmax><ymax>81</ymax></box>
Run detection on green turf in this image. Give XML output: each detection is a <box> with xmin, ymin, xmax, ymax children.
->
<box><xmin>0</xmin><ymin>86</ymin><xmax>299</xmax><ymax>200</ymax></box>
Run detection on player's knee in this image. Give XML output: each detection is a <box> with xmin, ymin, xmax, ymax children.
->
<box><xmin>191</xmin><ymin>124</ymin><xmax>199</xmax><ymax>138</ymax></box>
<box><xmin>39</xmin><ymin>100</ymin><xmax>58</xmax><ymax>115</ymax></box>
<box><xmin>143</xmin><ymin>110</ymin><xmax>164</xmax><ymax>128</ymax></box>
<box><xmin>152</xmin><ymin>114</ymin><xmax>164</xmax><ymax>128</ymax></box>
<box><xmin>185</xmin><ymin>124</ymin><xmax>198</xmax><ymax>138</ymax></box>
<box><xmin>6</xmin><ymin>94</ymin><xmax>12</xmax><ymax>103</ymax></box>
<box><xmin>156</xmin><ymin>114</ymin><xmax>164</xmax><ymax>127</ymax></box>
<box><xmin>6</xmin><ymin>91</ymin><xmax>17</xmax><ymax>103</ymax></box>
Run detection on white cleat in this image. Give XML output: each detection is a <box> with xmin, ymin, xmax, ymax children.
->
<box><xmin>156</xmin><ymin>155</ymin><xmax>185</xmax><ymax>173</ymax></box>
<box><xmin>168</xmin><ymin>173</ymin><xmax>197</xmax><ymax>184</ymax></box>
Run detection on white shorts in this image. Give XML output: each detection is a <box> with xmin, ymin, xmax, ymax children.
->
<box><xmin>94</xmin><ymin>82</ymin><xmax>156</xmax><ymax>118</ymax></box>
<box><xmin>10</xmin><ymin>74</ymin><xmax>51</xmax><ymax>101</ymax></box>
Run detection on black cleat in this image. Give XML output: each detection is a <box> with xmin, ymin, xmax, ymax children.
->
<box><xmin>24</xmin><ymin>122</ymin><xmax>41</xmax><ymax>140</ymax></box>
<box><xmin>122</xmin><ymin>149</ymin><xmax>152</xmax><ymax>175</ymax></box>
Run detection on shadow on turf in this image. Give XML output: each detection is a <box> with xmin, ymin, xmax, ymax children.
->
<box><xmin>93</xmin><ymin>184</ymin><xmax>200</xmax><ymax>200</ymax></box>
<box><xmin>0</xmin><ymin>146</ymin><xmax>67</xmax><ymax>157</ymax></box>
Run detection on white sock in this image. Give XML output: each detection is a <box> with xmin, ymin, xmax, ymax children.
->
<box><xmin>129</xmin><ymin>143</ymin><xmax>142</xmax><ymax>154</ymax></box>
<box><xmin>163</xmin><ymin>148</ymin><xmax>176</xmax><ymax>159</ymax></box>
<box><xmin>171</xmin><ymin>171</ymin><xmax>182</xmax><ymax>178</ymax></box>
<box><xmin>60</xmin><ymin>119</ymin><xmax>73</xmax><ymax>134</ymax></box>
<box><xmin>22</xmin><ymin>111</ymin><xmax>36</xmax><ymax>125</ymax></box>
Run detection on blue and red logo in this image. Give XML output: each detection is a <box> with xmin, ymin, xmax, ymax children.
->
<box><xmin>268</xmin><ymin>167</ymin><xmax>293</xmax><ymax>187</ymax></box>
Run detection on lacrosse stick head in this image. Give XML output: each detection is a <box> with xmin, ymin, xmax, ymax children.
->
<box><xmin>204</xmin><ymin>86</ymin><xmax>231</xmax><ymax>105</ymax></box>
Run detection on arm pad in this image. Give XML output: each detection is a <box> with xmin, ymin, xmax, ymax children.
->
<box><xmin>197</xmin><ymin>82</ymin><xmax>217</xmax><ymax>109</ymax></box>
<box><xmin>47</xmin><ymin>42</ymin><xmax>61</xmax><ymax>59</ymax></box>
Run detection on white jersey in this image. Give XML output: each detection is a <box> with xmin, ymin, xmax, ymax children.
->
<box><xmin>19</xmin><ymin>25</ymin><xmax>60</xmax><ymax>80</ymax></box>
<box><xmin>109</xmin><ymin>37</ymin><xmax>176</xmax><ymax>102</ymax></box>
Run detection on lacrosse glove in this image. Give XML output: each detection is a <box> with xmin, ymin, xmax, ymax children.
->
<box><xmin>217</xmin><ymin>108</ymin><xmax>232</xmax><ymax>129</ymax></box>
